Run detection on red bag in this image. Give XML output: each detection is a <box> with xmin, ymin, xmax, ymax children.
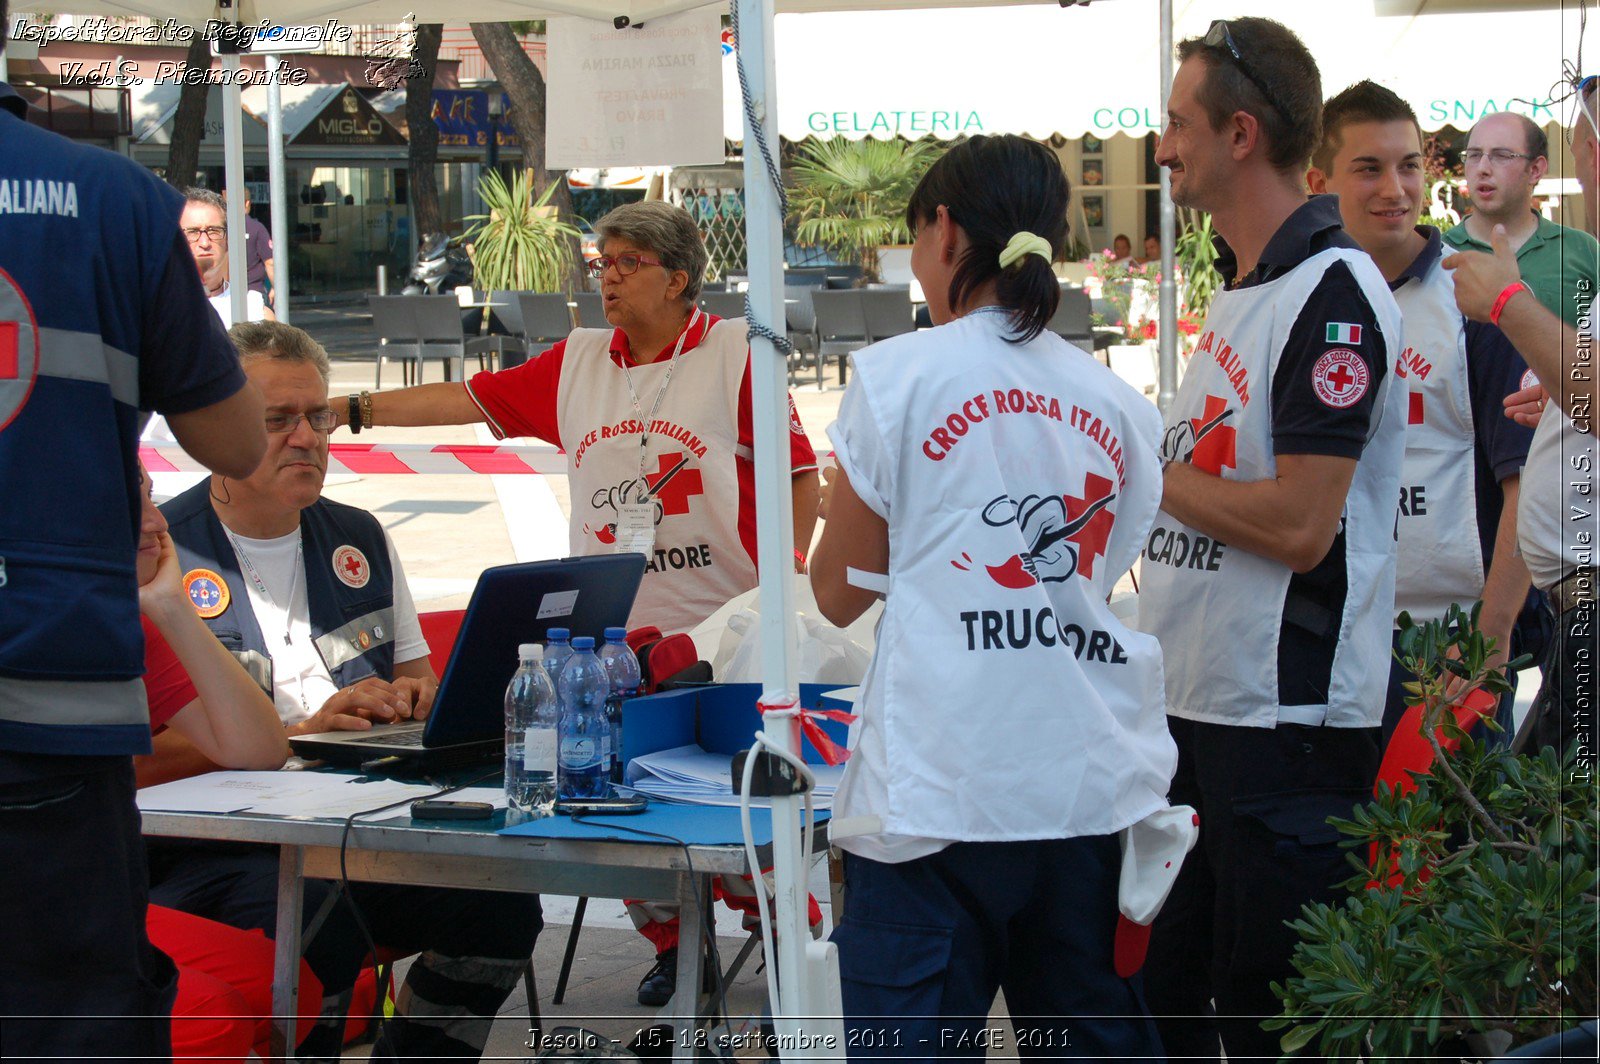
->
<box><xmin>625</xmin><ymin>626</ymin><xmax>708</xmax><ymax>693</ymax></box>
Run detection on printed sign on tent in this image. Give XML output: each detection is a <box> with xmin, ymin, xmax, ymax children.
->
<box><xmin>546</xmin><ymin>9</ymin><xmax>724</xmax><ymax>169</ymax></box>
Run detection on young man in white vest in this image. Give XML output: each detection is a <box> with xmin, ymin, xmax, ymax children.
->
<box><xmin>1444</xmin><ymin>73</ymin><xmax>1600</xmax><ymax>757</ymax></box>
<box><xmin>1134</xmin><ymin>18</ymin><xmax>1407</xmax><ymax>1061</ymax></box>
<box><xmin>1307</xmin><ymin>81</ymin><xmax>1537</xmax><ymax>745</ymax></box>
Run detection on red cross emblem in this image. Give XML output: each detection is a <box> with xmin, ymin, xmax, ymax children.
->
<box><xmin>1311</xmin><ymin>349</ymin><xmax>1370</xmax><ymax>409</ymax></box>
<box><xmin>0</xmin><ymin>322</ymin><xmax>17</xmax><ymax>380</ymax></box>
<box><xmin>1063</xmin><ymin>472</ymin><xmax>1118</xmax><ymax>579</ymax></box>
<box><xmin>332</xmin><ymin>545</ymin><xmax>371</xmax><ymax>588</ymax></box>
<box><xmin>1187</xmin><ymin>394</ymin><xmax>1237</xmax><ymax>477</ymax></box>
<box><xmin>644</xmin><ymin>451</ymin><xmax>704</xmax><ymax>517</ymax></box>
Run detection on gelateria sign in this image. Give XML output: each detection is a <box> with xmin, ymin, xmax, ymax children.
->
<box><xmin>805</xmin><ymin>110</ymin><xmax>986</xmax><ymax>136</ymax></box>
<box><xmin>1090</xmin><ymin>94</ymin><xmax>1565</xmax><ymax>136</ymax></box>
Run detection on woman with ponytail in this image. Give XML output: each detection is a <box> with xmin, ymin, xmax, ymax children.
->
<box><xmin>810</xmin><ymin>135</ymin><xmax>1176</xmax><ymax>1060</ymax></box>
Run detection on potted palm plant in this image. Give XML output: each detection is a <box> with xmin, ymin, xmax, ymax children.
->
<box><xmin>788</xmin><ymin>137</ymin><xmax>944</xmax><ymax>284</ymax></box>
<box><xmin>462</xmin><ymin>168</ymin><xmax>581</xmax><ymax>293</ymax></box>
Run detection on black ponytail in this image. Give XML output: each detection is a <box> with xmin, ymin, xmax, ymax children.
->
<box><xmin>905</xmin><ymin>135</ymin><xmax>1071</xmax><ymax>344</ymax></box>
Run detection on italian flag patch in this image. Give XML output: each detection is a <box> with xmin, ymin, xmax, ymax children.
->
<box><xmin>1325</xmin><ymin>322</ymin><xmax>1362</xmax><ymax>344</ymax></box>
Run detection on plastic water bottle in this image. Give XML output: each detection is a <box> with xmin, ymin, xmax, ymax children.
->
<box><xmin>544</xmin><ymin>627</ymin><xmax>573</xmax><ymax>701</ymax></box>
<box><xmin>597</xmin><ymin>627</ymin><xmax>642</xmax><ymax>785</ymax></box>
<box><xmin>504</xmin><ymin>643</ymin><xmax>557</xmax><ymax>819</ymax></box>
<box><xmin>558</xmin><ymin>637</ymin><xmax>611</xmax><ymax>799</ymax></box>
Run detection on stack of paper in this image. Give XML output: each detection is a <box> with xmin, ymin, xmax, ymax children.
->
<box><xmin>622</xmin><ymin>744</ymin><xmax>843</xmax><ymax>809</ymax></box>
<box><xmin>136</xmin><ymin>771</ymin><xmax>508</xmax><ymax>821</ymax></box>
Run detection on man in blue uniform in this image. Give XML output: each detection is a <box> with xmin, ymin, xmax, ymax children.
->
<box><xmin>0</xmin><ymin>5</ymin><xmax>266</xmax><ymax>1053</ymax></box>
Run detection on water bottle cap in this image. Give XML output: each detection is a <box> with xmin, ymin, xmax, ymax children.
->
<box><xmin>547</xmin><ymin>628</ymin><xmax>570</xmax><ymax>643</ymax></box>
<box><xmin>603</xmin><ymin>627</ymin><xmax>628</xmax><ymax>641</ymax></box>
<box><xmin>571</xmin><ymin>636</ymin><xmax>596</xmax><ymax>650</ymax></box>
<box><xmin>518</xmin><ymin>643</ymin><xmax>543</xmax><ymax>661</ymax></box>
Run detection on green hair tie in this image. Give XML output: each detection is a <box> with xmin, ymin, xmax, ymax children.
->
<box><xmin>998</xmin><ymin>231</ymin><xmax>1052</xmax><ymax>269</ymax></box>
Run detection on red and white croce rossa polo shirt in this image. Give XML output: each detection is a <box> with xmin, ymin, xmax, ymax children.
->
<box><xmin>466</xmin><ymin>313</ymin><xmax>817</xmax><ymax>633</ymax></box>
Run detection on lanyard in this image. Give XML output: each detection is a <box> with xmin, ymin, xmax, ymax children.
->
<box><xmin>618</xmin><ymin>308</ymin><xmax>702</xmax><ymax>501</ymax></box>
<box><xmin>225</xmin><ymin>528</ymin><xmax>303</xmax><ymax>648</ymax></box>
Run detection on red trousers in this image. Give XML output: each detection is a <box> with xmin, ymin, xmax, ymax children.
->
<box><xmin>148</xmin><ymin>904</ymin><xmax>324</xmax><ymax>1061</ymax></box>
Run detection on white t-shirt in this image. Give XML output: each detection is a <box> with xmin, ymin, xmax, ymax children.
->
<box><xmin>208</xmin><ymin>282</ymin><xmax>267</xmax><ymax>329</ymax></box>
<box><xmin>1518</xmin><ymin>314</ymin><xmax>1599</xmax><ymax>590</ymax></box>
<box><xmin>225</xmin><ymin>525</ymin><xmax>428</xmax><ymax>725</ymax></box>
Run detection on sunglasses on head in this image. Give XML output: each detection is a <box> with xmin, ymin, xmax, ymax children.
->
<box><xmin>1203</xmin><ymin>20</ymin><xmax>1293</xmax><ymax>127</ymax></box>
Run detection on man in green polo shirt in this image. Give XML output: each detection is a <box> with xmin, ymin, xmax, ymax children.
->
<box><xmin>1444</xmin><ymin>111</ymin><xmax>1597</xmax><ymax>326</ymax></box>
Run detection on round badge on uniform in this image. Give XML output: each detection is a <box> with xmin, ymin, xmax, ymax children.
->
<box><xmin>1521</xmin><ymin>368</ymin><xmax>1539</xmax><ymax>392</ymax></box>
<box><xmin>183</xmin><ymin>569</ymin><xmax>230</xmax><ymax>618</ymax></box>
<box><xmin>332</xmin><ymin>545</ymin><xmax>371</xmax><ymax>588</ymax></box>
<box><xmin>1311</xmin><ymin>349</ymin><xmax>1370</xmax><ymax>409</ymax></box>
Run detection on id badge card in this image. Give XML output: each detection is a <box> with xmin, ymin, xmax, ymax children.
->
<box><xmin>614</xmin><ymin>503</ymin><xmax>656</xmax><ymax>555</ymax></box>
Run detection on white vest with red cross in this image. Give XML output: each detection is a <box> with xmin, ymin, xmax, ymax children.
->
<box><xmin>830</xmin><ymin>309</ymin><xmax>1176</xmax><ymax>853</ymax></box>
<box><xmin>1135</xmin><ymin>247</ymin><xmax>1405</xmax><ymax>729</ymax></box>
<box><xmin>1391</xmin><ymin>253</ymin><xmax>1484</xmax><ymax>623</ymax></box>
<box><xmin>556</xmin><ymin>318</ymin><xmax>753</xmax><ymax>633</ymax></box>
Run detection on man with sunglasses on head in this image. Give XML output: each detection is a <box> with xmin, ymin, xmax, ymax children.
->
<box><xmin>1134</xmin><ymin>17</ymin><xmax>1406</xmax><ymax>1062</ymax></box>
<box><xmin>1444</xmin><ymin>75</ymin><xmax>1600</xmax><ymax>759</ymax></box>
<box><xmin>149</xmin><ymin>322</ymin><xmax>545</xmax><ymax>1060</ymax></box>
<box><xmin>1443</xmin><ymin>111</ymin><xmax>1598</xmax><ymax>328</ymax></box>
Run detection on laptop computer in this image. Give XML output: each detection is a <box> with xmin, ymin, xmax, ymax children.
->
<box><xmin>290</xmin><ymin>554</ymin><xmax>646</xmax><ymax>769</ymax></box>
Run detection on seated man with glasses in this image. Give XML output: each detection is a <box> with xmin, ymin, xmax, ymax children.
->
<box><xmin>149</xmin><ymin>321</ymin><xmax>544</xmax><ymax>1061</ymax></box>
<box><xmin>1443</xmin><ymin>112</ymin><xmax>1599</xmax><ymax>327</ymax></box>
<box><xmin>181</xmin><ymin>187</ymin><xmax>274</xmax><ymax>327</ymax></box>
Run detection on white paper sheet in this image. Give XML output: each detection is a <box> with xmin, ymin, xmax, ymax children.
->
<box><xmin>138</xmin><ymin>771</ymin><xmax>447</xmax><ymax>820</ymax></box>
<box><xmin>623</xmin><ymin>744</ymin><xmax>842</xmax><ymax>809</ymax></box>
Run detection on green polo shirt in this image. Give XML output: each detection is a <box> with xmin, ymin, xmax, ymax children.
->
<box><xmin>1443</xmin><ymin>214</ymin><xmax>1599</xmax><ymax>327</ymax></box>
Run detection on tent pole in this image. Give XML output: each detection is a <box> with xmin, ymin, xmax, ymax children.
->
<box><xmin>220</xmin><ymin>5</ymin><xmax>248</xmax><ymax>327</ymax></box>
<box><xmin>1157</xmin><ymin>0</ymin><xmax>1178</xmax><ymax>413</ymax></box>
<box><xmin>266</xmin><ymin>54</ymin><xmax>289</xmax><ymax>324</ymax></box>
<box><xmin>735</xmin><ymin>0</ymin><xmax>837</xmax><ymax>1054</ymax></box>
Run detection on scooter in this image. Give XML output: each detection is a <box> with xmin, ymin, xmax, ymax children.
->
<box><xmin>402</xmin><ymin>232</ymin><xmax>474</xmax><ymax>295</ymax></box>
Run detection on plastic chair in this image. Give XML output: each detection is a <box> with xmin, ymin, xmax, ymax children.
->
<box><xmin>408</xmin><ymin>296</ymin><xmax>468</xmax><ymax>383</ymax></box>
<box><xmin>571</xmin><ymin>292</ymin><xmax>605</xmax><ymax>329</ymax></box>
<box><xmin>784</xmin><ymin>285</ymin><xmax>819</xmax><ymax>387</ymax></box>
<box><xmin>698</xmin><ymin>290</ymin><xmax>746</xmax><ymax>319</ymax></box>
<box><xmin>1047</xmin><ymin>286</ymin><xmax>1095</xmax><ymax>351</ymax></box>
<box><xmin>368</xmin><ymin>296</ymin><xmax>421</xmax><ymax>388</ymax></box>
<box><xmin>861</xmin><ymin>287</ymin><xmax>914</xmax><ymax>344</ymax></box>
<box><xmin>809</xmin><ymin>289</ymin><xmax>869</xmax><ymax>389</ymax></box>
<box><xmin>515</xmin><ymin>293</ymin><xmax>576</xmax><ymax>349</ymax></box>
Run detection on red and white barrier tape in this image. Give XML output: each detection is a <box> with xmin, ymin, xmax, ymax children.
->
<box><xmin>140</xmin><ymin>441</ymin><xmax>569</xmax><ymax>476</ymax></box>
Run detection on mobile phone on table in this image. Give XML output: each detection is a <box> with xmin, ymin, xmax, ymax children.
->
<box><xmin>411</xmin><ymin>799</ymin><xmax>495</xmax><ymax>820</ymax></box>
<box><xmin>556</xmin><ymin>796</ymin><xmax>647</xmax><ymax>815</ymax></box>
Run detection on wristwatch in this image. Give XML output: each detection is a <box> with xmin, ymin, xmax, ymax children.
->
<box><xmin>347</xmin><ymin>393</ymin><xmax>362</xmax><ymax>434</ymax></box>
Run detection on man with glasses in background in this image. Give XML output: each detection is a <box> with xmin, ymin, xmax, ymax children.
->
<box><xmin>182</xmin><ymin>187</ymin><xmax>273</xmax><ymax>327</ymax></box>
<box><xmin>1445</xmin><ymin>74</ymin><xmax>1600</xmax><ymax>761</ymax></box>
<box><xmin>1443</xmin><ymin>111</ymin><xmax>1598</xmax><ymax>327</ymax></box>
<box><xmin>151</xmin><ymin>321</ymin><xmax>545</xmax><ymax>1060</ymax></box>
<box><xmin>1135</xmin><ymin>17</ymin><xmax>1405</xmax><ymax>1061</ymax></box>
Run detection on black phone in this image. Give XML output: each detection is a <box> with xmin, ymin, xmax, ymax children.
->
<box><xmin>557</xmin><ymin>796</ymin><xmax>647</xmax><ymax>815</ymax></box>
<box><xmin>411</xmin><ymin>799</ymin><xmax>495</xmax><ymax>821</ymax></box>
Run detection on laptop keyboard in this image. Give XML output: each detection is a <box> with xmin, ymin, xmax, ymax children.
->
<box><xmin>378</xmin><ymin>727</ymin><xmax>427</xmax><ymax>746</ymax></box>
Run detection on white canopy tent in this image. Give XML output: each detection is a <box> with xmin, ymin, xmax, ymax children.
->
<box><xmin>13</xmin><ymin>0</ymin><xmax>1078</xmax><ymax>1056</ymax></box>
<box><xmin>722</xmin><ymin>0</ymin><xmax>1590</xmax><ymax>142</ymax></box>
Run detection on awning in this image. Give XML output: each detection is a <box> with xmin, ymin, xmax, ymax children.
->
<box><xmin>129</xmin><ymin>82</ymin><xmax>268</xmax><ymax>146</ymax></box>
<box><xmin>729</xmin><ymin>0</ymin><xmax>1588</xmax><ymax>141</ymax></box>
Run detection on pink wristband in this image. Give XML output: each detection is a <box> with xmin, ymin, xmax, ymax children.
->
<box><xmin>1490</xmin><ymin>281</ymin><xmax>1530</xmax><ymax>326</ymax></box>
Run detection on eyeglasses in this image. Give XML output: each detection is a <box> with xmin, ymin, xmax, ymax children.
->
<box><xmin>1461</xmin><ymin>148</ymin><xmax>1536</xmax><ymax>167</ymax></box>
<box><xmin>586</xmin><ymin>253</ymin><xmax>666</xmax><ymax>279</ymax></box>
<box><xmin>182</xmin><ymin>225</ymin><xmax>227</xmax><ymax>243</ymax></box>
<box><xmin>264</xmin><ymin>410</ymin><xmax>337</xmax><ymax>434</ymax></box>
<box><xmin>1203</xmin><ymin>20</ymin><xmax>1292</xmax><ymax>126</ymax></box>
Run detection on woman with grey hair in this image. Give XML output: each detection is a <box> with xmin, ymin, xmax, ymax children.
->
<box><xmin>342</xmin><ymin>197</ymin><xmax>820</xmax><ymax>630</ymax></box>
